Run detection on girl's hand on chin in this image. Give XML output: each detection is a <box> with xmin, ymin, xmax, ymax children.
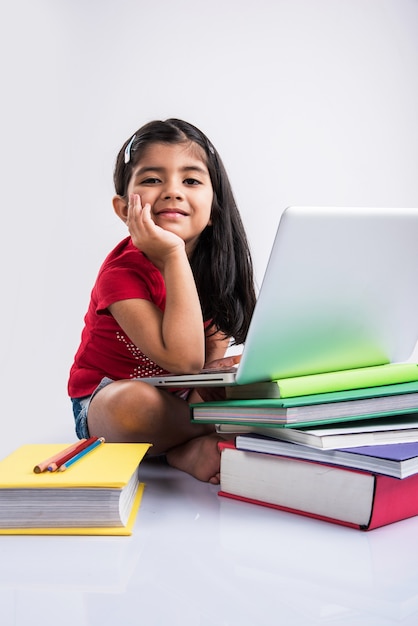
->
<box><xmin>127</xmin><ymin>194</ymin><xmax>185</xmax><ymax>266</ymax></box>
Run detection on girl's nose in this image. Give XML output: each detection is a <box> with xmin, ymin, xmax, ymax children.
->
<box><xmin>161</xmin><ymin>179</ymin><xmax>184</xmax><ymax>200</ymax></box>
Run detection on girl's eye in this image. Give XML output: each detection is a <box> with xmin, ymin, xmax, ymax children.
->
<box><xmin>141</xmin><ymin>177</ymin><xmax>161</xmax><ymax>184</ymax></box>
<box><xmin>184</xmin><ymin>178</ymin><xmax>201</xmax><ymax>185</ymax></box>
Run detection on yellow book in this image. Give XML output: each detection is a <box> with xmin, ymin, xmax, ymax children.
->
<box><xmin>0</xmin><ymin>442</ymin><xmax>151</xmax><ymax>535</ymax></box>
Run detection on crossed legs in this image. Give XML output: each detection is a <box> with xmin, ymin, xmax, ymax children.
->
<box><xmin>87</xmin><ymin>380</ymin><xmax>223</xmax><ymax>484</ymax></box>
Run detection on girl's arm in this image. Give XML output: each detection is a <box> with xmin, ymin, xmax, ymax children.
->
<box><xmin>109</xmin><ymin>198</ymin><xmax>205</xmax><ymax>374</ymax></box>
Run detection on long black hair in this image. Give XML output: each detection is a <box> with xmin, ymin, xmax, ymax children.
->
<box><xmin>113</xmin><ymin>118</ymin><xmax>256</xmax><ymax>345</ymax></box>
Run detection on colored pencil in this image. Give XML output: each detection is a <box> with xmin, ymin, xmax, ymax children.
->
<box><xmin>33</xmin><ymin>440</ymin><xmax>86</xmax><ymax>474</ymax></box>
<box><xmin>47</xmin><ymin>437</ymin><xmax>99</xmax><ymax>472</ymax></box>
<box><xmin>58</xmin><ymin>437</ymin><xmax>105</xmax><ymax>472</ymax></box>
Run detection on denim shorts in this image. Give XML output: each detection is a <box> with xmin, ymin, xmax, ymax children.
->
<box><xmin>71</xmin><ymin>377</ymin><xmax>114</xmax><ymax>439</ymax></box>
<box><xmin>71</xmin><ymin>376</ymin><xmax>191</xmax><ymax>439</ymax></box>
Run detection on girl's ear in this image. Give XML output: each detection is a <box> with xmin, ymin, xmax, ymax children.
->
<box><xmin>113</xmin><ymin>195</ymin><xmax>128</xmax><ymax>224</ymax></box>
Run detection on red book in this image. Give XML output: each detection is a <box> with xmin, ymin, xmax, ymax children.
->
<box><xmin>218</xmin><ymin>441</ymin><xmax>418</xmax><ymax>530</ymax></box>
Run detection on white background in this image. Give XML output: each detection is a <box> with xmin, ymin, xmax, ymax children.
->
<box><xmin>1</xmin><ymin>0</ymin><xmax>417</xmax><ymax>456</ymax></box>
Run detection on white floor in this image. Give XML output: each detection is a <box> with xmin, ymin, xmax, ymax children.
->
<box><xmin>1</xmin><ymin>458</ymin><xmax>418</xmax><ymax>626</ymax></box>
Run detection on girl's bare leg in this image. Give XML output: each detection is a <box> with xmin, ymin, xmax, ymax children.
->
<box><xmin>87</xmin><ymin>380</ymin><xmax>222</xmax><ymax>483</ymax></box>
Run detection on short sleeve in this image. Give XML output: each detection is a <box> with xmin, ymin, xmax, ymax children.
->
<box><xmin>94</xmin><ymin>244</ymin><xmax>166</xmax><ymax>314</ymax></box>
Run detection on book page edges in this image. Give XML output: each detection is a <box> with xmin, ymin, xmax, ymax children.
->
<box><xmin>0</xmin><ymin>483</ymin><xmax>145</xmax><ymax>535</ymax></box>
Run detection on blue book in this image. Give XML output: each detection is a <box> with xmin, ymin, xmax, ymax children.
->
<box><xmin>235</xmin><ymin>434</ymin><xmax>418</xmax><ymax>479</ymax></box>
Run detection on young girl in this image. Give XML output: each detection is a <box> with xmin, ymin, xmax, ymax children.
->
<box><xmin>68</xmin><ymin>119</ymin><xmax>256</xmax><ymax>484</ymax></box>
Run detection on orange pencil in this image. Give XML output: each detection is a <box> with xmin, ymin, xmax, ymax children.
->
<box><xmin>47</xmin><ymin>437</ymin><xmax>99</xmax><ymax>472</ymax></box>
<box><xmin>33</xmin><ymin>440</ymin><xmax>86</xmax><ymax>474</ymax></box>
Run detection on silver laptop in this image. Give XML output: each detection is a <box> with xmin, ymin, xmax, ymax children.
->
<box><xmin>138</xmin><ymin>206</ymin><xmax>418</xmax><ymax>388</ymax></box>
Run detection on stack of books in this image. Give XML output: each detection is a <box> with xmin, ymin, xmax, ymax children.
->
<box><xmin>190</xmin><ymin>362</ymin><xmax>418</xmax><ymax>530</ymax></box>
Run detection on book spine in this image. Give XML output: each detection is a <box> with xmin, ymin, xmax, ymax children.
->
<box><xmin>366</xmin><ymin>472</ymin><xmax>418</xmax><ymax>530</ymax></box>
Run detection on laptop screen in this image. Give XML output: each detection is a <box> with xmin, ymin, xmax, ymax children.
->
<box><xmin>236</xmin><ymin>206</ymin><xmax>418</xmax><ymax>384</ymax></box>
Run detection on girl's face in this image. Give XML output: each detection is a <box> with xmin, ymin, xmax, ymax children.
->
<box><xmin>126</xmin><ymin>141</ymin><xmax>213</xmax><ymax>254</ymax></box>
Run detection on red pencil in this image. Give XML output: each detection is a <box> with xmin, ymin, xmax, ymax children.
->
<box><xmin>47</xmin><ymin>437</ymin><xmax>99</xmax><ymax>472</ymax></box>
<box><xmin>58</xmin><ymin>437</ymin><xmax>105</xmax><ymax>472</ymax></box>
<box><xmin>33</xmin><ymin>440</ymin><xmax>87</xmax><ymax>474</ymax></box>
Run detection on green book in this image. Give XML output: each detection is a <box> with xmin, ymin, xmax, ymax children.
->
<box><xmin>225</xmin><ymin>362</ymin><xmax>418</xmax><ymax>399</ymax></box>
<box><xmin>191</xmin><ymin>380</ymin><xmax>418</xmax><ymax>427</ymax></box>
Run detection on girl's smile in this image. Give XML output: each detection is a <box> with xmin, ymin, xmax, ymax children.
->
<box><xmin>155</xmin><ymin>207</ymin><xmax>189</xmax><ymax>218</ymax></box>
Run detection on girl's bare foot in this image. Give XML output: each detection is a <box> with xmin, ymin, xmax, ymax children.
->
<box><xmin>166</xmin><ymin>433</ymin><xmax>226</xmax><ymax>484</ymax></box>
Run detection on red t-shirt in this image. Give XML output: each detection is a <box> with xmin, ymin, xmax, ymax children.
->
<box><xmin>68</xmin><ymin>237</ymin><xmax>171</xmax><ymax>398</ymax></box>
